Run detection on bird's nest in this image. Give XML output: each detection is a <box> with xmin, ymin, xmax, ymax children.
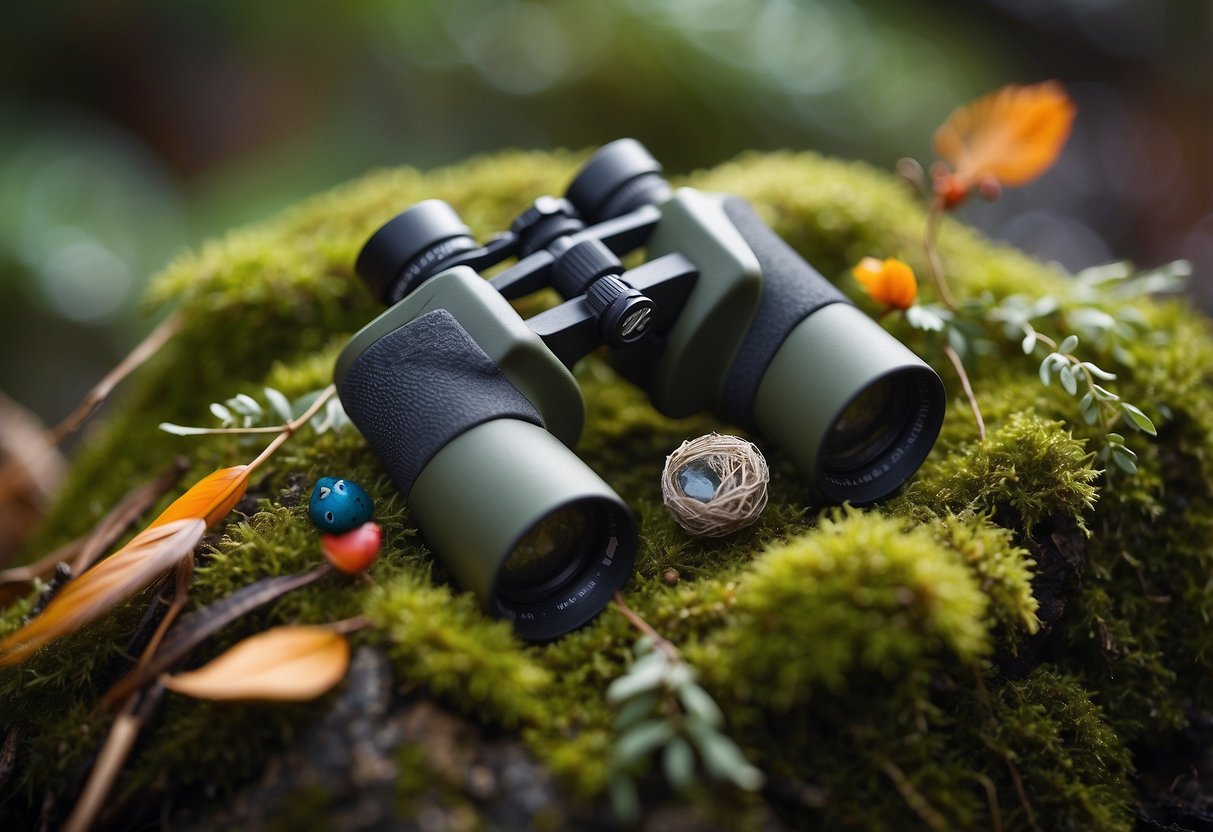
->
<box><xmin>661</xmin><ymin>433</ymin><xmax>770</xmax><ymax>537</ymax></box>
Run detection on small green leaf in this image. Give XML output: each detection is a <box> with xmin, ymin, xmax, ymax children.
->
<box><xmin>607</xmin><ymin>655</ymin><xmax>668</xmax><ymax>703</ymax></box>
<box><xmin>209</xmin><ymin>402</ymin><xmax>234</xmax><ymax>424</ymax></box>
<box><xmin>609</xmin><ymin>774</ymin><xmax>640</xmax><ymax>823</ymax></box>
<box><xmin>663</xmin><ymin>736</ymin><xmax>696</xmax><ymax>793</ymax></box>
<box><xmin>1039</xmin><ymin>358</ymin><xmax>1053</xmax><ymax>386</ymax></box>
<box><xmin>159</xmin><ymin>422</ymin><xmax>214</xmax><ymax>436</ymax></box>
<box><xmin>1079</xmin><ymin>361</ymin><xmax>1116</xmax><ymax>381</ymax></box>
<box><xmin>614</xmin><ymin>691</ymin><xmax>661</xmax><ymax>731</ymax></box>
<box><xmin>906</xmin><ymin>305</ymin><xmax>946</xmax><ymax>332</ymax></box>
<box><xmin>947</xmin><ymin>326</ymin><xmax>967</xmax><ymax>356</ymax></box>
<box><xmin>614</xmin><ymin>720</ymin><xmax>674</xmax><ymax>766</ymax></box>
<box><xmin>1059</xmin><ymin>364</ymin><xmax>1078</xmax><ymax>395</ymax></box>
<box><xmin>1111</xmin><ymin>446</ymin><xmax>1138</xmax><ymax>474</ymax></box>
<box><xmin>1092</xmin><ymin>384</ymin><xmax>1120</xmax><ymax>402</ymax></box>
<box><xmin>687</xmin><ymin>723</ymin><xmax>764</xmax><ymax>791</ymax></box>
<box><xmin>677</xmin><ymin>683</ymin><xmax>724</xmax><ymax>728</ymax></box>
<box><xmin>231</xmin><ymin>393</ymin><xmax>263</xmax><ymax>417</ymax></box>
<box><xmin>1107</xmin><ymin>433</ymin><xmax>1126</xmax><ymax>445</ymax></box>
<box><xmin>1079</xmin><ymin>393</ymin><xmax>1098</xmax><ymax>425</ymax></box>
<box><xmin>1021</xmin><ymin>330</ymin><xmax>1037</xmax><ymax>354</ymax></box>
<box><xmin>1121</xmin><ymin>403</ymin><xmax>1157</xmax><ymax>436</ymax></box>
<box><xmin>1059</xmin><ymin>334</ymin><xmax>1079</xmax><ymax>354</ymax></box>
<box><xmin>265</xmin><ymin>388</ymin><xmax>293</xmax><ymax>423</ymax></box>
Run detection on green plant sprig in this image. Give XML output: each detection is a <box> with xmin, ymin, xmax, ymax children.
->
<box><xmin>905</xmin><ymin>260</ymin><xmax>1184</xmax><ymax>480</ymax></box>
<box><xmin>607</xmin><ymin>597</ymin><xmax>763</xmax><ymax>821</ymax></box>
<box><xmin>159</xmin><ymin>386</ymin><xmax>349</xmax><ymax>437</ymax></box>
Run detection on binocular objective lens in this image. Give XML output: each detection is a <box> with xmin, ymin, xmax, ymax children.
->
<box><xmin>496</xmin><ymin>504</ymin><xmax>600</xmax><ymax>605</ymax></box>
<box><xmin>821</xmin><ymin>377</ymin><xmax>913</xmax><ymax>473</ymax></box>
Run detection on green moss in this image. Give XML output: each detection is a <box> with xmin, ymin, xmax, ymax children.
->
<box><xmin>898</xmin><ymin>410</ymin><xmax>1099</xmax><ymax>535</ymax></box>
<box><xmin>977</xmin><ymin>669</ymin><xmax>1134</xmax><ymax>832</ymax></box>
<box><xmin>3</xmin><ymin>147</ymin><xmax>1211</xmax><ymax>829</ymax></box>
<box><xmin>695</xmin><ymin>510</ymin><xmax>988</xmax><ymax>711</ymax></box>
<box><xmin>929</xmin><ymin>512</ymin><xmax>1039</xmax><ymax>642</ymax></box>
<box><xmin>363</xmin><ymin>577</ymin><xmax>550</xmax><ymax>728</ymax></box>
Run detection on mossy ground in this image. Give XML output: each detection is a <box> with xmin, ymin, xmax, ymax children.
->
<box><xmin>4</xmin><ymin>148</ymin><xmax>1213</xmax><ymax>830</ymax></box>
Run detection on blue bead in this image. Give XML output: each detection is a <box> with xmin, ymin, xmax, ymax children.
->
<box><xmin>309</xmin><ymin>477</ymin><xmax>374</xmax><ymax>533</ymax></box>
<box><xmin>677</xmin><ymin>461</ymin><xmax>720</xmax><ymax>503</ymax></box>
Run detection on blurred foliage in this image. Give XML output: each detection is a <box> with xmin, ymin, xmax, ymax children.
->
<box><xmin>1</xmin><ymin>0</ymin><xmax>1209</xmax><ymax>425</ymax></box>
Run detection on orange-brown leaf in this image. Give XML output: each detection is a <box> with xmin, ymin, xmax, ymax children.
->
<box><xmin>852</xmin><ymin>257</ymin><xmax>918</xmax><ymax>310</ymax></box>
<box><xmin>148</xmin><ymin>465</ymin><xmax>249</xmax><ymax>530</ymax></box>
<box><xmin>0</xmin><ymin>518</ymin><xmax>205</xmax><ymax>666</ymax></box>
<box><xmin>162</xmin><ymin>626</ymin><xmax>350</xmax><ymax>701</ymax></box>
<box><xmin>933</xmin><ymin>81</ymin><xmax>1075</xmax><ymax>189</ymax></box>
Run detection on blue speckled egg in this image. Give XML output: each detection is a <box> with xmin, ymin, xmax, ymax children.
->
<box><xmin>309</xmin><ymin>477</ymin><xmax>374</xmax><ymax>533</ymax></box>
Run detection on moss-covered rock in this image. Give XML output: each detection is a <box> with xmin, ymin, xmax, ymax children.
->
<box><xmin>4</xmin><ymin>147</ymin><xmax>1213</xmax><ymax>830</ymax></box>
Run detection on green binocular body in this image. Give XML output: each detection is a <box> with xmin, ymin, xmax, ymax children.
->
<box><xmin>336</xmin><ymin>178</ymin><xmax>945</xmax><ymax>640</ymax></box>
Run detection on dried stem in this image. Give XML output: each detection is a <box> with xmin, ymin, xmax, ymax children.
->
<box><xmin>63</xmin><ymin>684</ymin><xmax>165</xmax><ymax>832</ymax></box>
<box><xmin>972</xmin><ymin>667</ymin><xmax>1038</xmax><ymax>832</ymax></box>
<box><xmin>971</xmin><ymin>772</ymin><xmax>1003</xmax><ymax>832</ymax></box>
<box><xmin>923</xmin><ymin>198</ymin><xmax>958</xmax><ymax>310</ymax></box>
<box><xmin>943</xmin><ymin>344</ymin><xmax>986</xmax><ymax>442</ymax></box>
<box><xmin>136</xmin><ymin>556</ymin><xmax>195</xmax><ymax>677</ymax></box>
<box><xmin>50</xmin><ymin>313</ymin><xmax>183</xmax><ymax>446</ymax></box>
<box><xmin>163</xmin><ymin>425</ymin><xmax>291</xmax><ymax>436</ymax></box>
<box><xmin>612</xmin><ymin>591</ymin><xmax>679</xmax><ymax>661</ymax></box>
<box><xmin>881</xmin><ymin>759</ymin><xmax>948</xmax><ymax>832</ymax></box>
<box><xmin>325</xmin><ymin>615</ymin><xmax>374</xmax><ymax>635</ymax></box>
<box><xmin>0</xmin><ymin>314</ymin><xmax>181</xmax><ymax>518</ymax></box>
<box><xmin>246</xmin><ymin>385</ymin><xmax>335</xmax><ymax>475</ymax></box>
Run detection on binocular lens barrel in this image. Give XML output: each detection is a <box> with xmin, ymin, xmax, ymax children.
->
<box><xmin>752</xmin><ymin>303</ymin><xmax>945</xmax><ymax>504</ymax></box>
<box><xmin>408</xmin><ymin>418</ymin><xmax>637</xmax><ymax>641</ymax></box>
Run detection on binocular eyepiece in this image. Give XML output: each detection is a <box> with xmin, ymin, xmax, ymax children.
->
<box><xmin>337</xmin><ymin>139</ymin><xmax>946</xmax><ymax>640</ymax></box>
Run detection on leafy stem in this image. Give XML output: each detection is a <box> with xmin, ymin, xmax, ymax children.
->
<box><xmin>607</xmin><ymin>594</ymin><xmax>763</xmax><ymax>822</ymax></box>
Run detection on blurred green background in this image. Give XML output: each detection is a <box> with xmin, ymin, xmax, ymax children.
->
<box><xmin>2</xmin><ymin>0</ymin><xmax>1210</xmax><ymax>427</ymax></box>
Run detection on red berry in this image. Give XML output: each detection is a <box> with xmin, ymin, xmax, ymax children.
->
<box><xmin>321</xmin><ymin>522</ymin><xmax>382</xmax><ymax>574</ymax></box>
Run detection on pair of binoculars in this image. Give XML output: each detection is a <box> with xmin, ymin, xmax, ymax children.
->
<box><xmin>336</xmin><ymin>140</ymin><xmax>945</xmax><ymax>640</ymax></box>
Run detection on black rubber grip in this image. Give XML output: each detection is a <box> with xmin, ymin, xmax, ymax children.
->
<box><xmin>719</xmin><ymin>197</ymin><xmax>849</xmax><ymax>427</ymax></box>
<box><xmin>338</xmin><ymin>309</ymin><xmax>544</xmax><ymax>496</ymax></box>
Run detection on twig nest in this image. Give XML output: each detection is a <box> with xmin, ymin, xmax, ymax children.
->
<box><xmin>661</xmin><ymin>433</ymin><xmax>769</xmax><ymax>537</ymax></box>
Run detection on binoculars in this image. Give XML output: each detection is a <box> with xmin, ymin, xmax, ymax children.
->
<box><xmin>336</xmin><ymin>139</ymin><xmax>945</xmax><ymax>640</ymax></box>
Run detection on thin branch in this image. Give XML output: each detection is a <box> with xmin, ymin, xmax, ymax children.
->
<box><xmin>102</xmin><ymin>565</ymin><xmax>333</xmax><ymax>707</ymax></box>
<box><xmin>0</xmin><ymin>724</ymin><xmax>19</xmax><ymax>793</ymax></box>
<box><xmin>160</xmin><ymin>424</ymin><xmax>289</xmax><ymax>436</ymax></box>
<box><xmin>612</xmin><ymin>591</ymin><xmax>679</xmax><ymax>661</ymax></box>
<box><xmin>971</xmin><ymin>772</ymin><xmax>1003</xmax><ymax>832</ymax></box>
<box><xmin>881</xmin><ymin>760</ymin><xmax>948</xmax><ymax>832</ymax></box>
<box><xmin>51</xmin><ymin>314</ymin><xmax>184</xmax><ymax>446</ymax></box>
<box><xmin>324</xmin><ymin>615</ymin><xmax>373</xmax><ymax>635</ymax></box>
<box><xmin>0</xmin><ymin>539</ymin><xmax>82</xmax><ymax>594</ymax></box>
<box><xmin>943</xmin><ymin>344</ymin><xmax>986</xmax><ymax>442</ymax></box>
<box><xmin>63</xmin><ymin>684</ymin><xmax>165</xmax><ymax>832</ymax></box>
<box><xmin>923</xmin><ymin>199</ymin><xmax>958</xmax><ymax>311</ymax></box>
<box><xmin>136</xmin><ymin>556</ymin><xmax>195</xmax><ymax>676</ymax></box>
<box><xmin>0</xmin><ymin>314</ymin><xmax>182</xmax><ymax>515</ymax></box>
<box><xmin>245</xmin><ymin>385</ymin><xmax>336</xmax><ymax>475</ymax></box>
<box><xmin>1003</xmin><ymin>755</ymin><xmax>1040</xmax><ymax>832</ymax></box>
